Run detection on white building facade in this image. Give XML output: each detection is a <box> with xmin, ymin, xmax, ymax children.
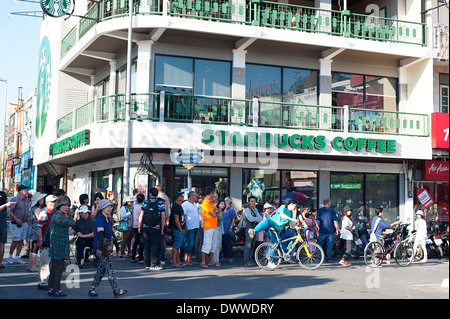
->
<box><xmin>33</xmin><ymin>0</ymin><xmax>444</xmax><ymax>223</ymax></box>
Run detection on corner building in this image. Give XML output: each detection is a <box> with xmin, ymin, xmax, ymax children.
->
<box><xmin>34</xmin><ymin>0</ymin><xmax>439</xmax><ymax>223</ymax></box>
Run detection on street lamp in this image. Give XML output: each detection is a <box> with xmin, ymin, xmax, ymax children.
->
<box><xmin>0</xmin><ymin>78</ymin><xmax>7</xmax><ymax>189</ymax></box>
<box><xmin>123</xmin><ymin>0</ymin><xmax>134</xmax><ymax>197</ymax></box>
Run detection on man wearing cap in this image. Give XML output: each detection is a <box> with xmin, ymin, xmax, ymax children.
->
<box><xmin>7</xmin><ymin>185</ymin><xmax>30</xmax><ymax>264</ymax></box>
<box><xmin>36</xmin><ymin>194</ymin><xmax>57</xmax><ymax>289</ymax></box>
<box><xmin>73</xmin><ymin>206</ymin><xmax>95</xmax><ymax>265</ymax></box>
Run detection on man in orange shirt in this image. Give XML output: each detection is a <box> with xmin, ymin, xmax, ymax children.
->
<box><xmin>201</xmin><ymin>186</ymin><xmax>218</xmax><ymax>267</ymax></box>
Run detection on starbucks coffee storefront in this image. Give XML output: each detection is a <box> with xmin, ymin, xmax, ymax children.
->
<box><xmin>38</xmin><ymin>119</ymin><xmax>429</xmax><ymax>225</ymax></box>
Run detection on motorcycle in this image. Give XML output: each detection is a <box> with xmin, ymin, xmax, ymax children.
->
<box><xmin>356</xmin><ymin>215</ymin><xmax>370</xmax><ymax>247</ymax></box>
<box><xmin>332</xmin><ymin>231</ymin><xmax>361</xmax><ymax>260</ymax></box>
<box><xmin>427</xmin><ymin>219</ymin><xmax>449</xmax><ymax>258</ymax></box>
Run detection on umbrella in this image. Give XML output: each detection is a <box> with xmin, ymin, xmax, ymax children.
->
<box><xmin>282</xmin><ymin>191</ymin><xmax>309</xmax><ymax>203</ymax></box>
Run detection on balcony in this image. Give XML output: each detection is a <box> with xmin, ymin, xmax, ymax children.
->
<box><xmin>60</xmin><ymin>0</ymin><xmax>427</xmax><ymax>58</ymax></box>
<box><xmin>56</xmin><ymin>92</ymin><xmax>429</xmax><ymax>140</ymax></box>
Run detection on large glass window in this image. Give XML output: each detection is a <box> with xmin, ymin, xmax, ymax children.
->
<box><xmin>243</xmin><ymin>169</ymin><xmax>317</xmax><ymax>211</ymax></box>
<box><xmin>246</xmin><ymin>64</ymin><xmax>319</xmax><ymax>104</ymax></box>
<box><xmin>246</xmin><ymin>64</ymin><xmax>282</xmax><ymax>101</ymax></box>
<box><xmin>194</xmin><ymin>59</ymin><xmax>231</xmax><ymax>97</ymax></box>
<box><xmin>155</xmin><ymin>55</ymin><xmax>231</xmax><ymax>97</ymax></box>
<box><xmin>330</xmin><ymin>172</ymin><xmax>399</xmax><ymax>224</ymax></box>
<box><xmin>283</xmin><ymin>68</ymin><xmax>318</xmax><ymax>105</ymax></box>
<box><xmin>332</xmin><ymin>72</ymin><xmax>398</xmax><ymax>111</ymax></box>
<box><xmin>155</xmin><ymin>55</ymin><xmax>193</xmax><ymax>94</ymax></box>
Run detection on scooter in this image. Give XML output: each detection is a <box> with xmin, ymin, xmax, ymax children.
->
<box><xmin>356</xmin><ymin>215</ymin><xmax>370</xmax><ymax>247</ymax></box>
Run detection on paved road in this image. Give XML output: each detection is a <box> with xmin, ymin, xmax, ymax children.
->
<box><xmin>0</xmin><ymin>251</ymin><xmax>448</xmax><ymax>301</ymax></box>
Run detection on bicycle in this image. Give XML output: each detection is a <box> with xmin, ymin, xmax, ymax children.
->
<box><xmin>364</xmin><ymin>223</ymin><xmax>412</xmax><ymax>268</ymax></box>
<box><xmin>254</xmin><ymin>227</ymin><xmax>325</xmax><ymax>271</ymax></box>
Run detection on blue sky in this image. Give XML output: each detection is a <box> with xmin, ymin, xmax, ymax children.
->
<box><xmin>0</xmin><ymin>0</ymin><xmax>42</xmax><ymax>146</ymax></box>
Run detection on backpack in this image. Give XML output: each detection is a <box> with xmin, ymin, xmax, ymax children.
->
<box><xmin>142</xmin><ymin>199</ymin><xmax>162</xmax><ymax>227</ymax></box>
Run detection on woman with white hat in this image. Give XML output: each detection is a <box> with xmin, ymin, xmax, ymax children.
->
<box><xmin>412</xmin><ymin>210</ymin><xmax>428</xmax><ymax>263</ymax></box>
<box><xmin>27</xmin><ymin>192</ymin><xmax>47</xmax><ymax>272</ymax></box>
<box><xmin>89</xmin><ymin>199</ymin><xmax>127</xmax><ymax>297</ymax></box>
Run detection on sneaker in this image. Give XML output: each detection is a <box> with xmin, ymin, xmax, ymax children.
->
<box><xmin>7</xmin><ymin>257</ymin><xmax>14</xmax><ymax>265</ymax></box>
<box><xmin>339</xmin><ymin>260</ymin><xmax>351</xmax><ymax>267</ymax></box>
<box><xmin>14</xmin><ymin>258</ymin><xmax>26</xmax><ymax>264</ymax></box>
<box><xmin>27</xmin><ymin>266</ymin><xmax>39</xmax><ymax>272</ymax></box>
<box><xmin>149</xmin><ymin>266</ymin><xmax>162</xmax><ymax>270</ymax></box>
<box><xmin>248</xmin><ymin>229</ymin><xmax>255</xmax><ymax>239</ymax></box>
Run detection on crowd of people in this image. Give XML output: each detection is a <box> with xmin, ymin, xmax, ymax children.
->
<box><xmin>0</xmin><ymin>183</ymin><xmax>421</xmax><ymax>297</ymax></box>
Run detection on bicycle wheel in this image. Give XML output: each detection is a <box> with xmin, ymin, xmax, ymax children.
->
<box><xmin>296</xmin><ymin>242</ymin><xmax>324</xmax><ymax>270</ymax></box>
<box><xmin>394</xmin><ymin>242</ymin><xmax>413</xmax><ymax>267</ymax></box>
<box><xmin>254</xmin><ymin>242</ymin><xmax>282</xmax><ymax>271</ymax></box>
<box><xmin>364</xmin><ymin>242</ymin><xmax>384</xmax><ymax>268</ymax></box>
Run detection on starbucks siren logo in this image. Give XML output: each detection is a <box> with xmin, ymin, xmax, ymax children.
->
<box><xmin>40</xmin><ymin>0</ymin><xmax>72</xmax><ymax>17</ymax></box>
<box><xmin>35</xmin><ymin>36</ymin><xmax>51</xmax><ymax>138</ymax></box>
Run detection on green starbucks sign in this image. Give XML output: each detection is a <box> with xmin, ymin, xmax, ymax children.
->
<box><xmin>35</xmin><ymin>36</ymin><xmax>51</xmax><ymax>138</ymax></box>
<box><xmin>40</xmin><ymin>0</ymin><xmax>72</xmax><ymax>17</ymax></box>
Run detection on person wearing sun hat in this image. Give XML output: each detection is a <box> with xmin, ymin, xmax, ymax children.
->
<box><xmin>89</xmin><ymin>199</ymin><xmax>127</xmax><ymax>297</ymax></box>
<box><xmin>412</xmin><ymin>210</ymin><xmax>428</xmax><ymax>263</ymax></box>
<box><xmin>26</xmin><ymin>192</ymin><xmax>47</xmax><ymax>272</ymax></box>
<box><xmin>47</xmin><ymin>196</ymin><xmax>75</xmax><ymax>296</ymax></box>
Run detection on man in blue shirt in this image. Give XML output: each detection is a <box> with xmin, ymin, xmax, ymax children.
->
<box><xmin>370</xmin><ymin>206</ymin><xmax>399</xmax><ymax>241</ymax></box>
<box><xmin>315</xmin><ymin>198</ymin><xmax>339</xmax><ymax>262</ymax></box>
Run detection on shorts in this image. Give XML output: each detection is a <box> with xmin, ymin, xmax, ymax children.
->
<box><xmin>9</xmin><ymin>222</ymin><xmax>29</xmax><ymax>242</ymax></box>
<box><xmin>201</xmin><ymin>228</ymin><xmax>217</xmax><ymax>254</ymax></box>
<box><xmin>172</xmin><ymin>229</ymin><xmax>185</xmax><ymax>249</ymax></box>
<box><xmin>0</xmin><ymin>223</ymin><xmax>7</xmax><ymax>243</ymax></box>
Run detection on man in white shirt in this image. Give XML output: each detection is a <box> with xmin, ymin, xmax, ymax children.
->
<box><xmin>182</xmin><ymin>191</ymin><xmax>199</xmax><ymax>265</ymax></box>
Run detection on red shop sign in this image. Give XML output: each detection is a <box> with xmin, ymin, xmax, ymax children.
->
<box><xmin>417</xmin><ymin>188</ymin><xmax>434</xmax><ymax>209</ymax></box>
<box><xmin>422</xmin><ymin>160</ymin><xmax>450</xmax><ymax>181</ymax></box>
<box><xmin>431</xmin><ymin>113</ymin><xmax>449</xmax><ymax>149</ymax></box>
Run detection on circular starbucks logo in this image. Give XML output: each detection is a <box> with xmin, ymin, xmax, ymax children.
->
<box><xmin>40</xmin><ymin>0</ymin><xmax>72</xmax><ymax>17</ymax></box>
<box><xmin>36</xmin><ymin>36</ymin><xmax>51</xmax><ymax>138</ymax></box>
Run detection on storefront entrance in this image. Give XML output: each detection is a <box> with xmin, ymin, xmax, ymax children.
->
<box><xmin>168</xmin><ymin>166</ymin><xmax>230</xmax><ymax>200</ymax></box>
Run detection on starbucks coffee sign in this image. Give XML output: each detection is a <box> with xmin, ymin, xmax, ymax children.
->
<box><xmin>40</xmin><ymin>0</ymin><xmax>72</xmax><ymax>17</ymax></box>
<box><xmin>201</xmin><ymin>129</ymin><xmax>397</xmax><ymax>154</ymax></box>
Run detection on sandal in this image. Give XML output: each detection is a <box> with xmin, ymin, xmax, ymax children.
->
<box><xmin>88</xmin><ymin>287</ymin><xmax>98</xmax><ymax>297</ymax></box>
<box><xmin>201</xmin><ymin>263</ymin><xmax>208</xmax><ymax>268</ymax></box>
<box><xmin>113</xmin><ymin>288</ymin><xmax>128</xmax><ymax>297</ymax></box>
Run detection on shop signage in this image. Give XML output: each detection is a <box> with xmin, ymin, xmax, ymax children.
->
<box><xmin>174</xmin><ymin>152</ymin><xmax>205</xmax><ymax>165</ymax></box>
<box><xmin>201</xmin><ymin>129</ymin><xmax>397</xmax><ymax>153</ymax></box>
<box><xmin>422</xmin><ymin>160</ymin><xmax>450</xmax><ymax>181</ymax></box>
<box><xmin>431</xmin><ymin>113</ymin><xmax>449</xmax><ymax>149</ymax></box>
<box><xmin>417</xmin><ymin>188</ymin><xmax>434</xmax><ymax>209</ymax></box>
<box><xmin>331</xmin><ymin>183</ymin><xmax>362</xmax><ymax>189</ymax></box>
<box><xmin>49</xmin><ymin>129</ymin><xmax>90</xmax><ymax>155</ymax></box>
<box><xmin>40</xmin><ymin>0</ymin><xmax>72</xmax><ymax>17</ymax></box>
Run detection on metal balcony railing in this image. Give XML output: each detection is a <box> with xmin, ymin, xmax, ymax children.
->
<box><xmin>56</xmin><ymin>92</ymin><xmax>429</xmax><ymax>140</ymax></box>
<box><xmin>60</xmin><ymin>0</ymin><xmax>427</xmax><ymax>59</ymax></box>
